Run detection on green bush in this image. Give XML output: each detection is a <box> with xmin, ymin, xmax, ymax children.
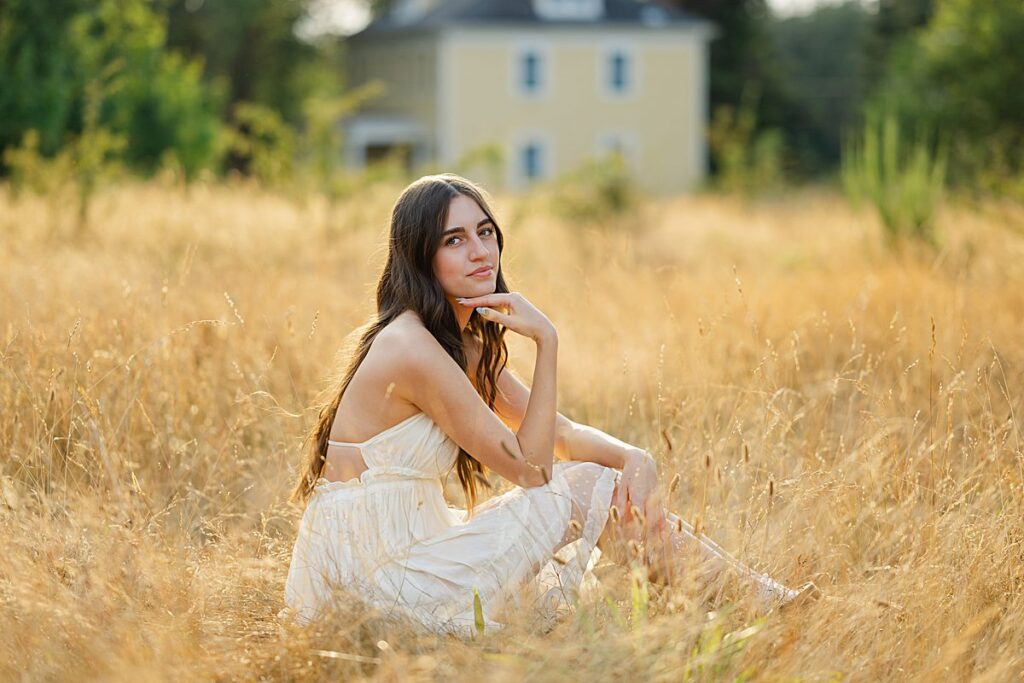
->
<box><xmin>454</xmin><ymin>143</ymin><xmax>505</xmax><ymax>193</ymax></box>
<box><xmin>841</xmin><ymin>111</ymin><xmax>946</xmax><ymax>248</ymax></box>
<box><xmin>547</xmin><ymin>152</ymin><xmax>636</xmax><ymax>226</ymax></box>
<box><xmin>707</xmin><ymin>87</ymin><xmax>785</xmax><ymax>196</ymax></box>
<box><xmin>226</xmin><ymin>103</ymin><xmax>296</xmax><ymax>188</ymax></box>
<box><xmin>3</xmin><ymin>130</ymin><xmax>71</xmax><ymax>198</ymax></box>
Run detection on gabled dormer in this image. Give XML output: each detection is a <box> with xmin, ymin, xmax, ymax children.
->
<box><xmin>532</xmin><ymin>0</ymin><xmax>605</xmax><ymax>21</ymax></box>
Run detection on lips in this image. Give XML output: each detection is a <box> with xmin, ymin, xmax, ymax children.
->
<box><xmin>469</xmin><ymin>266</ymin><xmax>494</xmax><ymax>276</ymax></box>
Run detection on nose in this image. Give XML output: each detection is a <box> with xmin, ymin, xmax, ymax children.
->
<box><xmin>468</xmin><ymin>233</ymin><xmax>489</xmax><ymax>261</ymax></box>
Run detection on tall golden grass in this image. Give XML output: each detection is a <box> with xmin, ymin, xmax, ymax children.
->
<box><xmin>1</xmin><ymin>179</ymin><xmax>1022</xmax><ymax>680</ymax></box>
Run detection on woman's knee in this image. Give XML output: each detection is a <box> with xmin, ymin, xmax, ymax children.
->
<box><xmin>561</xmin><ymin>461</ymin><xmax>619</xmax><ymax>500</ymax></box>
<box><xmin>562</xmin><ymin>460</ymin><xmax>615</xmax><ymax>480</ymax></box>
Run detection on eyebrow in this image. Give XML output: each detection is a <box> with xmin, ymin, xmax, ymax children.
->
<box><xmin>441</xmin><ymin>217</ymin><xmax>494</xmax><ymax>237</ymax></box>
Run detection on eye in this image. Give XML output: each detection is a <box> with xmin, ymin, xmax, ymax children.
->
<box><xmin>445</xmin><ymin>225</ymin><xmax>495</xmax><ymax>247</ymax></box>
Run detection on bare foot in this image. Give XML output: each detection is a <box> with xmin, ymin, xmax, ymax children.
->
<box><xmin>777</xmin><ymin>582</ymin><xmax>822</xmax><ymax>612</ymax></box>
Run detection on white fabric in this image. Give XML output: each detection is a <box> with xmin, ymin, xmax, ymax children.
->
<box><xmin>282</xmin><ymin>411</ymin><xmax>619</xmax><ymax>637</ymax></box>
<box><xmin>661</xmin><ymin>512</ymin><xmax>801</xmax><ymax>609</ymax></box>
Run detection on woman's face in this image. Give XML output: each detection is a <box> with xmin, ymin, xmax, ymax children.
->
<box><xmin>432</xmin><ymin>194</ymin><xmax>499</xmax><ymax>299</ymax></box>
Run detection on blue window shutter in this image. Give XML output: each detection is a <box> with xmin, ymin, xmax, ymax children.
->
<box><xmin>522</xmin><ymin>144</ymin><xmax>541</xmax><ymax>179</ymax></box>
<box><xmin>522</xmin><ymin>52</ymin><xmax>540</xmax><ymax>91</ymax></box>
<box><xmin>610</xmin><ymin>52</ymin><xmax>629</xmax><ymax>92</ymax></box>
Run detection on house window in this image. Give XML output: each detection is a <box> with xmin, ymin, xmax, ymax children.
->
<box><xmin>520</xmin><ymin>51</ymin><xmax>542</xmax><ymax>93</ymax></box>
<box><xmin>521</xmin><ymin>142</ymin><xmax>545</xmax><ymax>180</ymax></box>
<box><xmin>608</xmin><ymin>51</ymin><xmax>631</xmax><ymax>93</ymax></box>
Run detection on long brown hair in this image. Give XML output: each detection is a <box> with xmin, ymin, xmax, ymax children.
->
<box><xmin>290</xmin><ymin>173</ymin><xmax>511</xmax><ymax>513</ymax></box>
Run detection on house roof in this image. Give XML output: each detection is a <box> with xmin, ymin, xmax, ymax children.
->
<box><xmin>350</xmin><ymin>0</ymin><xmax>712</xmax><ymax>38</ymax></box>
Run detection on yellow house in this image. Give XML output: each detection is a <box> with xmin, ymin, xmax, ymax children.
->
<box><xmin>343</xmin><ymin>0</ymin><xmax>715</xmax><ymax>195</ymax></box>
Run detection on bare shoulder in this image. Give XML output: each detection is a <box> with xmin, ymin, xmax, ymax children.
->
<box><xmin>371</xmin><ymin>311</ymin><xmax>445</xmax><ymax>385</ymax></box>
<box><xmin>375</xmin><ymin>310</ymin><xmax>434</xmax><ymax>357</ymax></box>
<box><xmin>376</xmin><ymin>309</ymin><xmax>479</xmax><ymax>360</ymax></box>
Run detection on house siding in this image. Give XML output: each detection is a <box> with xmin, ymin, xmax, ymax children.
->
<box><xmin>443</xmin><ymin>28</ymin><xmax>707</xmax><ymax>194</ymax></box>
<box><xmin>344</xmin><ymin>22</ymin><xmax>711</xmax><ymax>195</ymax></box>
<box><xmin>347</xmin><ymin>34</ymin><xmax>441</xmax><ymax>157</ymax></box>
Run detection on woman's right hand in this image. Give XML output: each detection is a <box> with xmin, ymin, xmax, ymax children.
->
<box><xmin>457</xmin><ymin>292</ymin><xmax>556</xmax><ymax>343</ymax></box>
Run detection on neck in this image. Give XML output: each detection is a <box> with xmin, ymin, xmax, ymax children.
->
<box><xmin>449</xmin><ymin>295</ymin><xmax>472</xmax><ymax>333</ymax></box>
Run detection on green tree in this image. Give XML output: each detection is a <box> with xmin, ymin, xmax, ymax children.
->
<box><xmin>669</xmin><ymin>1</ymin><xmax>777</xmax><ymax>117</ymax></box>
<box><xmin>164</xmin><ymin>0</ymin><xmax>325</xmax><ymax>126</ymax></box>
<box><xmin>873</xmin><ymin>0</ymin><xmax>1024</xmax><ymax>193</ymax></box>
<box><xmin>770</xmin><ymin>1</ymin><xmax>872</xmax><ymax>173</ymax></box>
<box><xmin>0</xmin><ymin>0</ymin><xmax>222</xmax><ymax>179</ymax></box>
<box><xmin>0</xmin><ymin>0</ymin><xmax>87</xmax><ymax>158</ymax></box>
<box><xmin>863</xmin><ymin>0</ymin><xmax>935</xmax><ymax>86</ymax></box>
<box><xmin>69</xmin><ymin>0</ymin><xmax>223</xmax><ymax>178</ymax></box>
<box><xmin>667</xmin><ymin>0</ymin><xmax>810</xmax><ymax>179</ymax></box>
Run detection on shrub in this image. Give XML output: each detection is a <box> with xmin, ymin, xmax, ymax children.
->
<box><xmin>546</xmin><ymin>152</ymin><xmax>636</xmax><ymax>226</ymax></box>
<box><xmin>841</xmin><ymin>111</ymin><xmax>946</xmax><ymax>248</ymax></box>
<box><xmin>454</xmin><ymin>143</ymin><xmax>505</xmax><ymax>192</ymax></box>
<box><xmin>707</xmin><ymin>87</ymin><xmax>785</xmax><ymax>196</ymax></box>
<box><xmin>226</xmin><ymin>103</ymin><xmax>296</xmax><ymax>188</ymax></box>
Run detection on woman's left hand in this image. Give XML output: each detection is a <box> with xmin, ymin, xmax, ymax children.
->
<box><xmin>615</xmin><ymin>449</ymin><xmax>666</xmax><ymax>540</ymax></box>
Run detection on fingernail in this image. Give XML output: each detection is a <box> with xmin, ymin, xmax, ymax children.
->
<box><xmin>476</xmin><ymin>307</ymin><xmax>487</xmax><ymax>315</ymax></box>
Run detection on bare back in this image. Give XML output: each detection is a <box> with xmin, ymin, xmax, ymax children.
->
<box><xmin>322</xmin><ymin>310</ymin><xmax>473</xmax><ymax>483</ymax></box>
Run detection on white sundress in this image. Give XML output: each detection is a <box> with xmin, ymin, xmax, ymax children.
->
<box><xmin>282</xmin><ymin>411</ymin><xmax>620</xmax><ymax>638</ymax></box>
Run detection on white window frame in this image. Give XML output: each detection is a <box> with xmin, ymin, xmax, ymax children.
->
<box><xmin>598</xmin><ymin>43</ymin><xmax>638</xmax><ymax>99</ymax></box>
<box><xmin>510</xmin><ymin>42</ymin><xmax>552</xmax><ymax>99</ymax></box>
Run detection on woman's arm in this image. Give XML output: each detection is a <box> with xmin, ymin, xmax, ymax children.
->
<box><xmin>464</xmin><ymin>337</ymin><xmax>661</xmax><ymax>526</ymax></box>
<box><xmin>464</xmin><ymin>335</ymin><xmax>645</xmax><ymax>470</ymax></box>
<box><xmin>558</xmin><ymin>416</ymin><xmax>662</xmax><ymax>530</ymax></box>
<box><xmin>397</xmin><ymin>325</ymin><xmax>552</xmax><ymax>487</ymax></box>
<box><xmin>559</xmin><ymin>421</ymin><xmax>644</xmax><ymax>469</ymax></box>
<box><xmin>515</xmin><ymin>332</ymin><xmax>558</xmax><ymax>482</ymax></box>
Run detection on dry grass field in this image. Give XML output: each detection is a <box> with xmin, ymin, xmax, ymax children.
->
<box><xmin>1</xmin><ymin>179</ymin><xmax>1022</xmax><ymax>681</ymax></box>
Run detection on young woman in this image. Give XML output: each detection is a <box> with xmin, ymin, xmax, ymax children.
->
<box><xmin>282</xmin><ymin>173</ymin><xmax>816</xmax><ymax>637</ymax></box>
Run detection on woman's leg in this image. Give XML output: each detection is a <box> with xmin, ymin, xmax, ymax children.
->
<box><xmin>650</xmin><ymin>511</ymin><xmax>801</xmax><ymax>608</ymax></box>
<box><xmin>595</xmin><ymin>491</ymin><xmax>802</xmax><ymax>610</ymax></box>
<box><xmin>593</xmin><ymin>480</ymin><xmax>645</xmax><ymax>565</ymax></box>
